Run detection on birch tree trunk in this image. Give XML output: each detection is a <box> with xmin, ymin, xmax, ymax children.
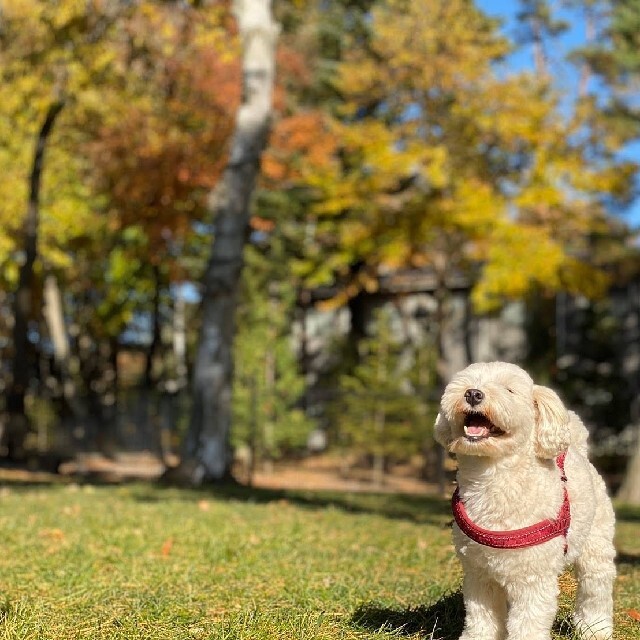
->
<box><xmin>144</xmin><ymin>264</ymin><xmax>162</xmax><ymax>388</ymax></box>
<box><xmin>176</xmin><ymin>0</ymin><xmax>278</xmax><ymax>484</ymax></box>
<box><xmin>172</xmin><ymin>285</ymin><xmax>187</xmax><ymax>391</ymax></box>
<box><xmin>43</xmin><ymin>274</ymin><xmax>83</xmax><ymax>421</ymax></box>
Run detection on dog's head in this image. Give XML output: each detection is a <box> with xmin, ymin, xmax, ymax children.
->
<box><xmin>434</xmin><ymin>362</ymin><xmax>570</xmax><ymax>459</ymax></box>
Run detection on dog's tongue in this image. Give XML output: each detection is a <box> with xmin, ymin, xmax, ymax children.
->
<box><xmin>465</xmin><ymin>415</ymin><xmax>492</xmax><ymax>437</ymax></box>
<box><xmin>466</xmin><ymin>425</ymin><xmax>488</xmax><ymax>437</ymax></box>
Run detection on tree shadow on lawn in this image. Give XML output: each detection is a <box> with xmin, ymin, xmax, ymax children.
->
<box><xmin>615</xmin><ymin>504</ymin><xmax>640</xmax><ymax>524</ymax></box>
<box><xmin>351</xmin><ymin>591</ymin><xmax>577</xmax><ymax>639</ymax></box>
<box><xmin>149</xmin><ymin>479</ymin><xmax>455</xmax><ymax>526</ymax></box>
<box><xmin>617</xmin><ymin>551</ymin><xmax>640</xmax><ymax>567</ymax></box>
<box><xmin>0</xmin><ymin>465</ymin><xmax>453</xmax><ymax>526</ymax></box>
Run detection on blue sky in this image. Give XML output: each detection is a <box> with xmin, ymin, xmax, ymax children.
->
<box><xmin>476</xmin><ymin>0</ymin><xmax>640</xmax><ymax>227</ymax></box>
<box><xmin>477</xmin><ymin>0</ymin><xmax>586</xmax><ymax>75</ymax></box>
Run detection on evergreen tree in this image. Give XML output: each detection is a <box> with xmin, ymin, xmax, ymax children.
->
<box><xmin>574</xmin><ymin>0</ymin><xmax>640</xmax><ymax>137</ymax></box>
<box><xmin>331</xmin><ymin>308</ymin><xmax>437</xmax><ymax>485</ymax></box>
<box><xmin>232</xmin><ymin>238</ymin><xmax>312</xmax><ymax>470</ymax></box>
<box><xmin>605</xmin><ymin>0</ymin><xmax>640</xmax><ymax>75</ymax></box>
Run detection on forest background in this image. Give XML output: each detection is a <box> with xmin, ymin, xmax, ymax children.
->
<box><xmin>2</xmin><ymin>0</ymin><xmax>640</xmax><ymax>503</ymax></box>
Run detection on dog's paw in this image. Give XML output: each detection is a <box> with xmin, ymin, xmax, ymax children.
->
<box><xmin>572</xmin><ymin>615</ymin><xmax>613</xmax><ymax>640</ymax></box>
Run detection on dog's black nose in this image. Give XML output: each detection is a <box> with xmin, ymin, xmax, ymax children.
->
<box><xmin>464</xmin><ymin>388</ymin><xmax>484</xmax><ymax>406</ymax></box>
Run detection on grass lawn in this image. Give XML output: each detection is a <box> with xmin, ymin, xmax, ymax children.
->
<box><xmin>0</xmin><ymin>479</ymin><xmax>636</xmax><ymax>639</ymax></box>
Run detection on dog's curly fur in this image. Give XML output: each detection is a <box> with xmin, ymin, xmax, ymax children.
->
<box><xmin>435</xmin><ymin>362</ymin><xmax>615</xmax><ymax>640</ymax></box>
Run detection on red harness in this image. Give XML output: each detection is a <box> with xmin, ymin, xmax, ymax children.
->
<box><xmin>452</xmin><ymin>452</ymin><xmax>571</xmax><ymax>553</ymax></box>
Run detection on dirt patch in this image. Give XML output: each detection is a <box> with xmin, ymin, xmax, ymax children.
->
<box><xmin>246</xmin><ymin>455</ymin><xmax>443</xmax><ymax>495</ymax></box>
<box><xmin>59</xmin><ymin>451</ymin><xmax>165</xmax><ymax>482</ymax></box>
<box><xmin>1</xmin><ymin>452</ymin><xmax>447</xmax><ymax>496</ymax></box>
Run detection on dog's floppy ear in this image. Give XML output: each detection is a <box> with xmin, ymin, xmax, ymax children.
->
<box><xmin>434</xmin><ymin>412</ymin><xmax>451</xmax><ymax>448</ymax></box>
<box><xmin>533</xmin><ymin>385</ymin><xmax>570</xmax><ymax>458</ymax></box>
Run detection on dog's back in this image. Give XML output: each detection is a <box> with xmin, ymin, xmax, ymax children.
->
<box><xmin>568</xmin><ymin>410</ymin><xmax>589</xmax><ymax>457</ymax></box>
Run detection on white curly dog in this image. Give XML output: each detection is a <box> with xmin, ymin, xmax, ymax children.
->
<box><xmin>434</xmin><ymin>362</ymin><xmax>615</xmax><ymax>640</ymax></box>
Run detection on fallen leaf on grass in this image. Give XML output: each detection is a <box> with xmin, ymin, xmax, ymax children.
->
<box><xmin>197</xmin><ymin>500</ymin><xmax>210</xmax><ymax>512</ymax></box>
<box><xmin>38</xmin><ymin>528</ymin><xmax>66</xmax><ymax>554</ymax></box>
<box><xmin>39</xmin><ymin>528</ymin><xmax>65</xmax><ymax>541</ymax></box>
<box><xmin>628</xmin><ymin>609</ymin><xmax>640</xmax><ymax>622</ymax></box>
<box><xmin>161</xmin><ymin>537</ymin><xmax>173</xmax><ymax>557</ymax></box>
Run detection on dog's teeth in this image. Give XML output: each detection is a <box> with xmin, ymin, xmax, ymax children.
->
<box><xmin>465</xmin><ymin>424</ymin><xmax>489</xmax><ymax>437</ymax></box>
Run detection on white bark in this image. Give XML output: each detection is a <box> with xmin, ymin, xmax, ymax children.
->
<box><xmin>172</xmin><ymin>285</ymin><xmax>187</xmax><ymax>390</ymax></box>
<box><xmin>617</xmin><ymin>427</ymin><xmax>640</xmax><ymax>505</ymax></box>
<box><xmin>44</xmin><ymin>274</ymin><xmax>81</xmax><ymax>413</ymax></box>
<box><xmin>44</xmin><ymin>275</ymin><xmax>70</xmax><ymax>364</ymax></box>
<box><xmin>180</xmin><ymin>0</ymin><xmax>278</xmax><ymax>483</ymax></box>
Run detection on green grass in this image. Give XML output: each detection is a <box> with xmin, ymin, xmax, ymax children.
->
<box><xmin>0</xmin><ymin>479</ymin><xmax>636</xmax><ymax>639</ymax></box>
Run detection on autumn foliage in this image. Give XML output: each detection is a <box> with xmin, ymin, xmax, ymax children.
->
<box><xmin>86</xmin><ymin>4</ymin><xmax>241</xmax><ymax>250</ymax></box>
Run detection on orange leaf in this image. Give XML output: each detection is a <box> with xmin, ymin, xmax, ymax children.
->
<box><xmin>250</xmin><ymin>216</ymin><xmax>275</xmax><ymax>232</ymax></box>
<box><xmin>39</xmin><ymin>528</ymin><xmax>65</xmax><ymax>541</ymax></box>
<box><xmin>628</xmin><ymin>609</ymin><xmax>640</xmax><ymax>622</ymax></box>
<box><xmin>161</xmin><ymin>537</ymin><xmax>174</xmax><ymax>557</ymax></box>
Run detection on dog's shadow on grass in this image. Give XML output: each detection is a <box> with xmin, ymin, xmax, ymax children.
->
<box><xmin>350</xmin><ymin>591</ymin><xmax>465</xmax><ymax>639</ymax></box>
<box><xmin>351</xmin><ymin>592</ymin><xmax>577</xmax><ymax>639</ymax></box>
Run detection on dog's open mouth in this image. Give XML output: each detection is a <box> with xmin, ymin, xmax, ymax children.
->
<box><xmin>463</xmin><ymin>412</ymin><xmax>505</xmax><ymax>441</ymax></box>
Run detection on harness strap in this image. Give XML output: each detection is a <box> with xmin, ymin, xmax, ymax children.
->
<box><xmin>452</xmin><ymin>453</ymin><xmax>571</xmax><ymax>553</ymax></box>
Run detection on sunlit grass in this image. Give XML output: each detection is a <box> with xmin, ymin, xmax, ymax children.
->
<box><xmin>0</xmin><ymin>480</ymin><xmax>635</xmax><ymax>639</ymax></box>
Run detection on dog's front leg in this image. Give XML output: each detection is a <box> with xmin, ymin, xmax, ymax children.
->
<box><xmin>504</xmin><ymin>576</ymin><xmax>559</xmax><ymax>640</ymax></box>
<box><xmin>459</xmin><ymin>571</ymin><xmax>507</xmax><ymax>640</ymax></box>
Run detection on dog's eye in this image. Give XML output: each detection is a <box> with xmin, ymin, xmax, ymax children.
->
<box><xmin>506</xmin><ymin>388</ymin><xmax>514</xmax><ymax>394</ymax></box>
